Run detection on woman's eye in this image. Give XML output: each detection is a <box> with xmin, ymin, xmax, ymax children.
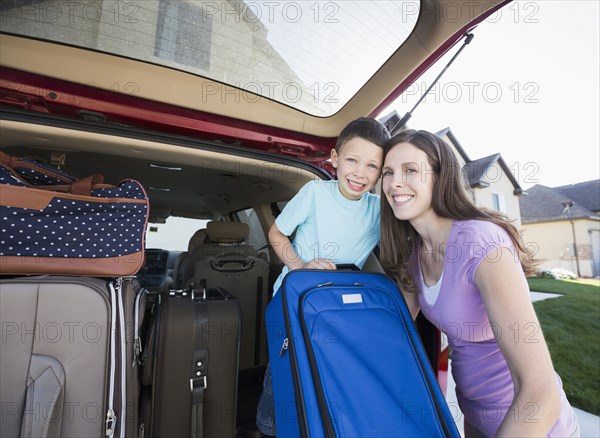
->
<box><xmin>382</xmin><ymin>170</ymin><xmax>393</xmax><ymax>177</ymax></box>
<box><xmin>405</xmin><ymin>167</ymin><xmax>417</xmax><ymax>174</ymax></box>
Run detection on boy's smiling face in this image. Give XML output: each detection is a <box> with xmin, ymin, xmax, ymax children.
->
<box><xmin>330</xmin><ymin>137</ymin><xmax>383</xmax><ymax>201</ymax></box>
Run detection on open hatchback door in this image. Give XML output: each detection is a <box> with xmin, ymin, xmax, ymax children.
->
<box><xmin>0</xmin><ymin>1</ymin><xmax>511</xmax><ymax>436</ymax></box>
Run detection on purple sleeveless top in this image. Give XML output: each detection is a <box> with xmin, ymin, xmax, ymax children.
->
<box><xmin>414</xmin><ymin>220</ymin><xmax>577</xmax><ymax>437</ymax></box>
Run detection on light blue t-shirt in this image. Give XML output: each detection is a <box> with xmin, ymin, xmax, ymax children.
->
<box><xmin>272</xmin><ymin>180</ymin><xmax>380</xmax><ymax>294</ymax></box>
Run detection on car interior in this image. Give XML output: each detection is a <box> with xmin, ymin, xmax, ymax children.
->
<box><xmin>0</xmin><ymin>113</ymin><xmax>329</xmax><ymax>430</ymax></box>
<box><xmin>0</xmin><ymin>108</ymin><xmax>431</xmax><ymax>434</ymax></box>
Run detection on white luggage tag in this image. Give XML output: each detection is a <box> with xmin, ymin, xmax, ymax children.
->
<box><xmin>342</xmin><ymin>293</ymin><xmax>363</xmax><ymax>304</ymax></box>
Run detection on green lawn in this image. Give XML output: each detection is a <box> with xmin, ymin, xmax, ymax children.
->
<box><xmin>528</xmin><ymin>277</ymin><xmax>600</xmax><ymax>415</ymax></box>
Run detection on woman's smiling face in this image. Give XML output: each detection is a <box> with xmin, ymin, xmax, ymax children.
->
<box><xmin>382</xmin><ymin>141</ymin><xmax>436</xmax><ymax>223</ymax></box>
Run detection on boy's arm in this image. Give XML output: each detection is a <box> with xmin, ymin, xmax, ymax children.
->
<box><xmin>268</xmin><ymin>223</ymin><xmax>336</xmax><ymax>270</ymax></box>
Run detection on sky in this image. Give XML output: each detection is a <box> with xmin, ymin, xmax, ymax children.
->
<box><xmin>382</xmin><ymin>0</ymin><xmax>600</xmax><ymax>190</ymax></box>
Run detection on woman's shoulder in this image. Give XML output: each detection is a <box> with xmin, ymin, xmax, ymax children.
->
<box><xmin>454</xmin><ymin>219</ymin><xmax>502</xmax><ymax>232</ymax></box>
<box><xmin>453</xmin><ymin>219</ymin><xmax>511</xmax><ymax>245</ymax></box>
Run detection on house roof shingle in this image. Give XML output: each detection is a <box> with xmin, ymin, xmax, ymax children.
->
<box><xmin>519</xmin><ymin>182</ymin><xmax>599</xmax><ymax>223</ymax></box>
<box><xmin>463</xmin><ymin>154</ymin><xmax>501</xmax><ymax>188</ymax></box>
<box><xmin>554</xmin><ymin>180</ymin><xmax>600</xmax><ymax>213</ymax></box>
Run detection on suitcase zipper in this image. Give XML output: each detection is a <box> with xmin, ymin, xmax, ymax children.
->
<box><xmin>106</xmin><ymin>409</ymin><xmax>116</xmax><ymax>438</ymax></box>
<box><xmin>116</xmin><ymin>277</ymin><xmax>128</xmax><ymax>438</ymax></box>
<box><xmin>279</xmin><ymin>338</ymin><xmax>288</xmax><ymax>357</ymax></box>
<box><xmin>133</xmin><ymin>288</ymin><xmax>146</xmax><ymax>367</ymax></box>
<box><xmin>280</xmin><ymin>287</ymin><xmax>310</xmax><ymax>438</ymax></box>
<box><xmin>106</xmin><ymin>282</ymin><xmax>118</xmax><ymax>438</ymax></box>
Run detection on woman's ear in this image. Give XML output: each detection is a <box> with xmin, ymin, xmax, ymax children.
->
<box><xmin>330</xmin><ymin>149</ymin><xmax>338</xmax><ymax>168</ymax></box>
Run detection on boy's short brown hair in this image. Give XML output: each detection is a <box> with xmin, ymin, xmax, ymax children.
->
<box><xmin>335</xmin><ymin>117</ymin><xmax>390</xmax><ymax>152</ymax></box>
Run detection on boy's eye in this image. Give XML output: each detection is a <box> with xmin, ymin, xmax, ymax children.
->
<box><xmin>368</xmin><ymin>163</ymin><xmax>380</xmax><ymax>170</ymax></box>
<box><xmin>346</xmin><ymin>158</ymin><xmax>357</xmax><ymax>164</ymax></box>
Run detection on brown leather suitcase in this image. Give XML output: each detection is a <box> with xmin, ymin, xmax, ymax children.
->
<box><xmin>145</xmin><ymin>287</ymin><xmax>241</xmax><ymax>438</ymax></box>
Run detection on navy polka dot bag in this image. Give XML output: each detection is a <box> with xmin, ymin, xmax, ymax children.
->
<box><xmin>0</xmin><ymin>151</ymin><xmax>149</xmax><ymax>277</ymax></box>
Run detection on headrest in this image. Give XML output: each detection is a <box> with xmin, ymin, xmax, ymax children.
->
<box><xmin>188</xmin><ymin>229</ymin><xmax>208</xmax><ymax>251</ymax></box>
<box><xmin>206</xmin><ymin>221</ymin><xmax>249</xmax><ymax>243</ymax></box>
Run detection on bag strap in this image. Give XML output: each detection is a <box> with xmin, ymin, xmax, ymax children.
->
<box><xmin>0</xmin><ymin>150</ymin><xmax>17</xmax><ymax>166</ymax></box>
<box><xmin>71</xmin><ymin>174</ymin><xmax>104</xmax><ymax>196</ymax></box>
<box><xmin>190</xmin><ymin>292</ymin><xmax>209</xmax><ymax>438</ymax></box>
<box><xmin>1</xmin><ymin>151</ymin><xmax>105</xmax><ymax>196</ymax></box>
<box><xmin>0</xmin><ymin>151</ymin><xmax>75</xmax><ymax>184</ymax></box>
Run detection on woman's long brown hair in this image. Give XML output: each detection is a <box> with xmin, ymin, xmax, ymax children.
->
<box><xmin>379</xmin><ymin>130</ymin><xmax>538</xmax><ymax>293</ymax></box>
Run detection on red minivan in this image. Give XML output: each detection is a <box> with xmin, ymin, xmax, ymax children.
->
<box><xmin>1</xmin><ymin>0</ymin><xmax>510</xmax><ymax>435</ymax></box>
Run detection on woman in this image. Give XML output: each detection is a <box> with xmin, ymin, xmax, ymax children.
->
<box><xmin>379</xmin><ymin>129</ymin><xmax>580</xmax><ymax>437</ymax></box>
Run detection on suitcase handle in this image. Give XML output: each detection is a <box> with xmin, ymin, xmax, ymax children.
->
<box><xmin>190</xmin><ymin>287</ymin><xmax>207</xmax><ymax>301</ymax></box>
<box><xmin>189</xmin><ymin>286</ymin><xmax>234</xmax><ymax>301</ymax></box>
<box><xmin>71</xmin><ymin>174</ymin><xmax>105</xmax><ymax>196</ymax></box>
<box><xmin>335</xmin><ymin>263</ymin><xmax>360</xmax><ymax>271</ymax></box>
<box><xmin>28</xmin><ymin>174</ymin><xmax>107</xmax><ymax>196</ymax></box>
<box><xmin>0</xmin><ymin>151</ymin><xmax>18</xmax><ymax>166</ymax></box>
<box><xmin>0</xmin><ymin>151</ymin><xmax>76</xmax><ymax>185</ymax></box>
<box><xmin>210</xmin><ymin>259</ymin><xmax>255</xmax><ymax>272</ymax></box>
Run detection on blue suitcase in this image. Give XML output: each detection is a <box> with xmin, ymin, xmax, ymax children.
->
<box><xmin>266</xmin><ymin>269</ymin><xmax>460</xmax><ymax>438</ymax></box>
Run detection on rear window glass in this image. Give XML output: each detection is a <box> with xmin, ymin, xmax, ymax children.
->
<box><xmin>1</xmin><ymin>1</ymin><xmax>419</xmax><ymax>116</ymax></box>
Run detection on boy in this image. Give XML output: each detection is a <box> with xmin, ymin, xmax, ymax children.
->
<box><xmin>256</xmin><ymin>117</ymin><xmax>390</xmax><ymax>436</ymax></box>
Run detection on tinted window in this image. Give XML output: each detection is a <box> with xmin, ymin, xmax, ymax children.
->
<box><xmin>146</xmin><ymin>217</ymin><xmax>209</xmax><ymax>251</ymax></box>
<box><xmin>236</xmin><ymin>208</ymin><xmax>268</xmax><ymax>260</ymax></box>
